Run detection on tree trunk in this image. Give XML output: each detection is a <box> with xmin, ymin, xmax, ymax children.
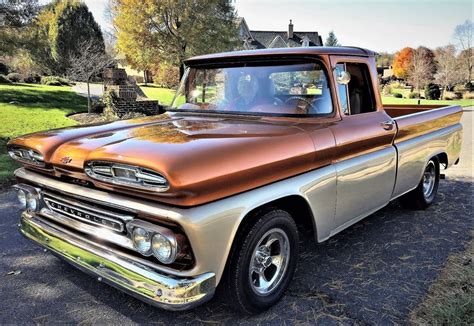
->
<box><xmin>143</xmin><ymin>70</ymin><xmax>148</xmax><ymax>86</ymax></box>
<box><xmin>87</xmin><ymin>80</ymin><xmax>92</xmax><ymax>114</ymax></box>
<box><xmin>179</xmin><ymin>62</ymin><xmax>185</xmax><ymax>79</ymax></box>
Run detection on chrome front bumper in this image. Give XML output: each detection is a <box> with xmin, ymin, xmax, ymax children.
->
<box><xmin>19</xmin><ymin>212</ymin><xmax>216</xmax><ymax>311</ymax></box>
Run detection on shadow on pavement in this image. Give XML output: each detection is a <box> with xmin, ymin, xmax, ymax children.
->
<box><xmin>0</xmin><ymin>177</ymin><xmax>472</xmax><ymax>324</ymax></box>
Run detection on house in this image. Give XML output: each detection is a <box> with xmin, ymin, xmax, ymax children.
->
<box><xmin>237</xmin><ymin>18</ymin><xmax>323</xmax><ymax>49</ymax></box>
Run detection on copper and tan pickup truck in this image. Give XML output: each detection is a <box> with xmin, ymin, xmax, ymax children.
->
<box><xmin>8</xmin><ymin>47</ymin><xmax>463</xmax><ymax>313</ymax></box>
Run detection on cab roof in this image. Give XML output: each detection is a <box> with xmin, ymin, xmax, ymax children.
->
<box><xmin>185</xmin><ymin>46</ymin><xmax>376</xmax><ymax>65</ymax></box>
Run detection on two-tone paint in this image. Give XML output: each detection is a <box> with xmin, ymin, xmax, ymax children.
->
<box><xmin>9</xmin><ymin>47</ymin><xmax>463</xmax><ymax>310</ymax></box>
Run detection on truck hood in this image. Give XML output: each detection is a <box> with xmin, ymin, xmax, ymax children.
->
<box><xmin>10</xmin><ymin>113</ymin><xmax>319</xmax><ymax>206</ymax></box>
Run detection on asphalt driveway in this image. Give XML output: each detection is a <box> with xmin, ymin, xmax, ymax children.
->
<box><xmin>0</xmin><ymin>110</ymin><xmax>472</xmax><ymax>324</ymax></box>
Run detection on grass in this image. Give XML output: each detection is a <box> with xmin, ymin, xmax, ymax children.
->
<box><xmin>382</xmin><ymin>96</ymin><xmax>473</xmax><ymax>107</ymax></box>
<box><xmin>139</xmin><ymin>85</ymin><xmax>176</xmax><ymax>106</ymax></box>
<box><xmin>384</xmin><ymin>88</ymin><xmax>473</xmax><ymax>107</ymax></box>
<box><xmin>0</xmin><ymin>83</ymin><xmax>87</xmax><ymax>185</ymax></box>
<box><xmin>409</xmin><ymin>238</ymin><xmax>473</xmax><ymax>325</ymax></box>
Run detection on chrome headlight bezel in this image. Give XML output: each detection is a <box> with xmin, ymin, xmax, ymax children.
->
<box><xmin>84</xmin><ymin>161</ymin><xmax>169</xmax><ymax>192</ymax></box>
<box><xmin>8</xmin><ymin>146</ymin><xmax>45</xmax><ymax>167</ymax></box>
<box><xmin>127</xmin><ymin>220</ymin><xmax>178</xmax><ymax>264</ymax></box>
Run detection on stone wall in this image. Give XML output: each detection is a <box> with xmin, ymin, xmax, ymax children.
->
<box><xmin>111</xmin><ymin>98</ymin><xmax>162</xmax><ymax>117</ymax></box>
<box><xmin>103</xmin><ymin>68</ymin><xmax>165</xmax><ymax>116</ymax></box>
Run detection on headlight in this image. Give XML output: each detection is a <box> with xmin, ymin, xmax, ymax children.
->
<box><xmin>85</xmin><ymin>161</ymin><xmax>169</xmax><ymax>192</ymax></box>
<box><xmin>26</xmin><ymin>192</ymin><xmax>39</xmax><ymax>211</ymax></box>
<box><xmin>8</xmin><ymin>146</ymin><xmax>45</xmax><ymax>166</ymax></box>
<box><xmin>152</xmin><ymin>233</ymin><xmax>175</xmax><ymax>264</ymax></box>
<box><xmin>131</xmin><ymin>227</ymin><xmax>152</xmax><ymax>255</ymax></box>
<box><xmin>127</xmin><ymin>220</ymin><xmax>179</xmax><ymax>264</ymax></box>
<box><xmin>13</xmin><ymin>184</ymin><xmax>41</xmax><ymax>212</ymax></box>
<box><xmin>17</xmin><ymin>189</ymin><xmax>27</xmax><ymax>208</ymax></box>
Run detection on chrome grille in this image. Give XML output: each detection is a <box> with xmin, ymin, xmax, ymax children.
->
<box><xmin>42</xmin><ymin>192</ymin><xmax>133</xmax><ymax>233</ymax></box>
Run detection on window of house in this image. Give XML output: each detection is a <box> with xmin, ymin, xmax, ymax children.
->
<box><xmin>336</xmin><ymin>62</ymin><xmax>376</xmax><ymax>115</ymax></box>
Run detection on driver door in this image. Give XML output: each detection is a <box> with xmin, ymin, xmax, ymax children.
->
<box><xmin>329</xmin><ymin>57</ymin><xmax>397</xmax><ymax>230</ymax></box>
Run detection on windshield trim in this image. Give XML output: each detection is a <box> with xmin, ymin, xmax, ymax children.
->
<box><xmin>165</xmin><ymin>108</ymin><xmax>333</xmax><ymax>118</ymax></box>
<box><xmin>171</xmin><ymin>57</ymin><xmax>336</xmax><ymax>118</ymax></box>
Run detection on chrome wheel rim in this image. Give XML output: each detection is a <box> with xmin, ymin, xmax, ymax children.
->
<box><xmin>249</xmin><ymin>228</ymin><xmax>290</xmax><ymax>296</ymax></box>
<box><xmin>423</xmin><ymin>161</ymin><xmax>436</xmax><ymax>198</ymax></box>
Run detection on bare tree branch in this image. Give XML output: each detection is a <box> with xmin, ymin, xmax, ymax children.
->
<box><xmin>66</xmin><ymin>40</ymin><xmax>116</xmax><ymax>113</ymax></box>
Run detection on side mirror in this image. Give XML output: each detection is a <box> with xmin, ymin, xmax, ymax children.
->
<box><xmin>336</xmin><ymin>70</ymin><xmax>351</xmax><ymax>85</ymax></box>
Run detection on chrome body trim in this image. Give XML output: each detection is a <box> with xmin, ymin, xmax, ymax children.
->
<box><xmin>19</xmin><ymin>211</ymin><xmax>215</xmax><ymax>311</ymax></box>
<box><xmin>39</xmin><ymin>208</ymin><xmax>135</xmax><ymax>250</ymax></box>
<box><xmin>42</xmin><ymin>192</ymin><xmax>132</xmax><ymax>233</ymax></box>
<box><xmin>126</xmin><ymin>219</ymin><xmax>178</xmax><ymax>263</ymax></box>
<box><xmin>391</xmin><ymin>123</ymin><xmax>462</xmax><ymax>199</ymax></box>
<box><xmin>8</xmin><ymin>146</ymin><xmax>45</xmax><ymax>167</ymax></box>
<box><xmin>85</xmin><ymin>161</ymin><xmax>169</xmax><ymax>192</ymax></box>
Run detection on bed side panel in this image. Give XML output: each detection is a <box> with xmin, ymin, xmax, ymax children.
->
<box><xmin>391</xmin><ymin>106</ymin><xmax>463</xmax><ymax>198</ymax></box>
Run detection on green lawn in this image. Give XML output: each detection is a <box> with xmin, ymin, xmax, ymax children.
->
<box><xmin>0</xmin><ymin>83</ymin><xmax>87</xmax><ymax>184</ymax></box>
<box><xmin>139</xmin><ymin>85</ymin><xmax>176</xmax><ymax>106</ymax></box>
<box><xmin>382</xmin><ymin>96</ymin><xmax>473</xmax><ymax>107</ymax></box>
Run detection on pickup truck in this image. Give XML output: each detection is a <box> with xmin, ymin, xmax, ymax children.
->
<box><xmin>8</xmin><ymin>47</ymin><xmax>463</xmax><ymax>313</ymax></box>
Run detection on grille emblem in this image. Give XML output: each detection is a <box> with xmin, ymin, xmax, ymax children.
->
<box><xmin>44</xmin><ymin>198</ymin><xmax>125</xmax><ymax>232</ymax></box>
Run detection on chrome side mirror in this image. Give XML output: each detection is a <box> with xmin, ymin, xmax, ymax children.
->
<box><xmin>336</xmin><ymin>70</ymin><xmax>351</xmax><ymax>85</ymax></box>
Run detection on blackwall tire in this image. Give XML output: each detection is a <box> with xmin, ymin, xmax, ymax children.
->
<box><xmin>400</xmin><ymin>157</ymin><xmax>440</xmax><ymax>210</ymax></box>
<box><xmin>221</xmin><ymin>209</ymin><xmax>299</xmax><ymax>314</ymax></box>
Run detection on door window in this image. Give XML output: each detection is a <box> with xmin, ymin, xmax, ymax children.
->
<box><xmin>336</xmin><ymin>62</ymin><xmax>376</xmax><ymax>115</ymax></box>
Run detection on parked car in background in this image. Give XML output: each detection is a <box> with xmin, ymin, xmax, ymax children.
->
<box><xmin>8</xmin><ymin>47</ymin><xmax>462</xmax><ymax>313</ymax></box>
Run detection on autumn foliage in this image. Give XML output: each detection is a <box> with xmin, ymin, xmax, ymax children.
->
<box><xmin>393</xmin><ymin>47</ymin><xmax>414</xmax><ymax>79</ymax></box>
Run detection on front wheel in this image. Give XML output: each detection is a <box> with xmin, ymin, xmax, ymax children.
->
<box><xmin>221</xmin><ymin>209</ymin><xmax>299</xmax><ymax>314</ymax></box>
<box><xmin>400</xmin><ymin>157</ymin><xmax>440</xmax><ymax>210</ymax></box>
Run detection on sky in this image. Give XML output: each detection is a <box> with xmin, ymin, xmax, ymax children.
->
<box><xmin>83</xmin><ymin>0</ymin><xmax>472</xmax><ymax>53</ymax></box>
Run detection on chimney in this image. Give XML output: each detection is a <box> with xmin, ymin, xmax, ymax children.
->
<box><xmin>288</xmin><ymin>19</ymin><xmax>293</xmax><ymax>39</ymax></box>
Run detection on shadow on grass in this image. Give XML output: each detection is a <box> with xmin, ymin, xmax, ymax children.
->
<box><xmin>0</xmin><ymin>88</ymin><xmax>87</xmax><ymax>113</ymax></box>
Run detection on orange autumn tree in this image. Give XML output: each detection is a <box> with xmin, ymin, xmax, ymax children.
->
<box><xmin>393</xmin><ymin>47</ymin><xmax>414</xmax><ymax>79</ymax></box>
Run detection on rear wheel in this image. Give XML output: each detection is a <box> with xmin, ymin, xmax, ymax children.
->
<box><xmin>400</xmin><ymin>157</ymin><xmax>440</xmax><ymax>210</ymax></box>
<box><xmin>221</xmin><ymin>209</ymin><xmax>299</xmax><ymax>314</ymax></box>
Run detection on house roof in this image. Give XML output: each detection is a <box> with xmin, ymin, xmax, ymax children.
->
<box><xmin>185</xmin><ymin>46</ymin><xmax>376</xmax><ymax>65</ymax></box>
<box><xmin>248</xmin><ymin>30</ymin><xmax>322</xmax><ymax>48</ymax></box>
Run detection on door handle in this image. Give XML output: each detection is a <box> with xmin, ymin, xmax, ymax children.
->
<box><xmin>381</xmin><ymin>120</ymin><xmax>395</xmax><ymax>130</ymax></box>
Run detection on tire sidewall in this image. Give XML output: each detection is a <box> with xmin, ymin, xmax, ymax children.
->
<box><xmin>234</xmin><ymin>210</ymin><xmax>299</xmax><ymax>312</ymax></box>
<box><xmin>422</xmin><ymin>158</ymin><xmax>440</xmax><ymax>205</ymax></box>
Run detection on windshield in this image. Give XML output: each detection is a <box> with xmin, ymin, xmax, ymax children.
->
<box><xmin>170</xmin><ymin>61</ymin><xmax>333</xmax><ymax>116</ymax></box>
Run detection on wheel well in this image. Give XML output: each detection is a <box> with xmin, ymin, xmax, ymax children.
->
<box><xmin>436</xmin><ymin>152</ymin><xmax>448</xmax><ymax>169</ymax></box>
<box><xmin>239</xmin><ymin>195</ymin><xmax>316</xmax><ymax>240</ymax></box>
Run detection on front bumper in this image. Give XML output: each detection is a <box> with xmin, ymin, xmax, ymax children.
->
<box><xmin>19</xmin><ymin>212</ymin><xmax>216</xmax><ymax>311</ymax></box>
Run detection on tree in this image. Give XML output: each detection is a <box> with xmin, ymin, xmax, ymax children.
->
<box><xmin>376</xmin><ymin>52</ymin><xmax>394</xmax><ymax>67</ymax></box>
<box><xmin>325</xmin><ymin>31</ymin><xmax>340</xmax><ymax>46</ymax></box>
<box><xmin>434</xmin><ymin>45</ymin><xmax>459</xmax><ymax>92</ymax></box>
<box><xmin>112</xmin><ymin>0</ymin><xmax>239</xmax><ymax>79</ymax></box>
<box><xmin>66</xmin><ymin>40</ymin><xmax>115</xmax><ymax>113</ymax></box>
<box><xmin>29</xmin><ymin>0</ymin><xmax>105</xmax><ymax>75</ymax></box>
<box><xmin>454</xmin><ymin>20</ymin><xmax>473</xmax><ymax>82</ymax></box>
<box><xmin>393</xmin><ymin>47</ymin><xmax>413</xmax><ymax>79</ymax></box>
<box><xmin>407</xmin><ymin>47</ymin><xmax>435</xmax><ymax>93</ymax></box>
<box><xmin>0</xmin><ymin>0</ymin><xmax>40</xmax><ymax>56</ymax></box>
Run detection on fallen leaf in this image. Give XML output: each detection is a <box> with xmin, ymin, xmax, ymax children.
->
<box><xmin>399</xmin><ymin>255</ymin><xmax>414</xmax><ymax>261</ymax></box>
<box><xmin>5</xmin><ymin>270</ymin><xmax>21</xmax><ymax>276</ymax></box>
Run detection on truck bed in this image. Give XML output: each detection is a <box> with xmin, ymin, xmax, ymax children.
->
<box><xmin>384</xmin><ymin>104</ymin><xmax>463</xmax><ymax>142</ymax></box>
<box><xmin>384</xmin><ymin>104</ymin><xmax>463</xmax><ymax>199</ymax></box>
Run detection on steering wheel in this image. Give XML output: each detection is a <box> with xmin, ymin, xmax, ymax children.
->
<box><xmin>272</xmin><ymin>97</ymin><xmax>284</xmax><ymax>106</ymax></box>
<box><xmin>284</xmin><ymin>96</ymin><xmax>317</xmax><ymax>114</ymax></box>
